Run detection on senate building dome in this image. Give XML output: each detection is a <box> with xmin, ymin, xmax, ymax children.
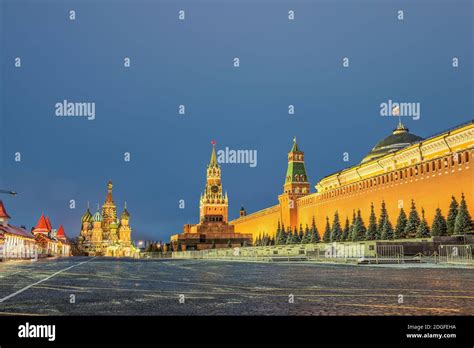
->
<box><xmin>361</xmin><ymin>121</ymin><xmax>424</xmax><ymax>163</ymax></box>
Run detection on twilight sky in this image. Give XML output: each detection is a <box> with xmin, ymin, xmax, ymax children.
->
<box><xmin>0</xmin><ymin>0</ymin><xmax>472</xmax><ymax>241</ymax></box>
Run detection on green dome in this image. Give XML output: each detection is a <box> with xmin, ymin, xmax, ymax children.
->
<box><xmin>92</xmin><ymin>210</ymin><xmax>103</xmax><ymax>222</ymax></box>
<box><xmin>361</xmin><ymin>122</ymin><xmax>423</xmax><ymax>163</ymax></box>
<box><xmin>110</xmin><ymin>218</ymin><xmax>120</xmax><ymax>228</ymax></box>
<box><xmin>81</xmin><ymin>208</ymin><xmax>92</xmax><ymax>222</ymax></box>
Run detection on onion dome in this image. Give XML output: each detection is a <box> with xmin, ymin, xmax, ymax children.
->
<box><xmin>120</xmin><ymin>202</ymin><xmax>130</xmax><ymax>219</ymax></box>
<box><xmin>92</xmin><ymin>210</ymin><xmax>103</xmax><ymax>222</ymax></box>
<box><xmin>81</xmin><ymin>208</ymin><xmax>92</xmax><ymax>222</ymax></box>
<box><xmin>361</xmin><ymin>121</ymin><xmax>423</xmax><ymax>163</ymax></box>
<box><xmin>121</xmin><ymin>208</ymin><xmax>130</xmax><ymax>219</ymax></box>
<box><xmin>110</xmin><ymin>219</ymin><xmax>119</xmax><ymax>229</ymax></box>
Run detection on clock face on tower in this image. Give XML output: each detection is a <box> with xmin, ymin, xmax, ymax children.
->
<box><xmin>211</xmin><ymin>185</ymin><xmax>219</xmax><ymax>193</ymax></box>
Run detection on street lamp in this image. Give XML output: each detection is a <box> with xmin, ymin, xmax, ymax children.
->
<box><xmin>0</xmin><ymin>189</ymin><xmax>17</xmax><ymax>196</ymax></box>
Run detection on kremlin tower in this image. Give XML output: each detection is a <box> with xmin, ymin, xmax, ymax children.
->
<box><xmin>170</xmin><ymin>142</ymin><xmax>253</xmax><ymax>250</ymax></box>
<box><xmin>278</xmin><ymin>137</ymin><xmax>311</xmax><ymax>229</ymax></box>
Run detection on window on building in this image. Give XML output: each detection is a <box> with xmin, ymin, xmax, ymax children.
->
<box><xmin>465</xmin><ymin>152</ymin><xmax>470</xmax><ymax>163</ymax></box>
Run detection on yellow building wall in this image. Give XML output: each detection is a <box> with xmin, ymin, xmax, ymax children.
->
<box><xmin>298</xmin><ymin>154</ymin><xmax>473</xmax><ymax>233</ymax></box>
<box><xmin>231</xmin><ymin>205</ymin><xmax>281</xmax><ymax>240</ymax></box>
<box><xmin>231</xmin><ymin>149</ymin><xmax>473</xmax><ymax>240</ymax></box>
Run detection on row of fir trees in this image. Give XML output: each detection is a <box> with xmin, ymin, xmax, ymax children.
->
<box><xmin>255</xmin><ymin>193</ymin><xmax>473</xmax><ymax>246</ymax></box>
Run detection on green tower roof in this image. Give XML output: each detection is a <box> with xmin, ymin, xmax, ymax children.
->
<box><xmin>285</xmin><ymin>138</ymin><xmax>309</xmax><ymax>183</ymax></box>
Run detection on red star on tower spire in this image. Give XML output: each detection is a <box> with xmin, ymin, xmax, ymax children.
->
<box><xmin>211</xmin><ymin>140</ymin><xmax>216</xmax><ymax>146</ymax></box>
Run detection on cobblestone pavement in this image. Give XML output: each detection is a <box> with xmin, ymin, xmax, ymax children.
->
<box><xmin>0</xmin><ymin>257</ymin><xmax>473</xmax><ymax>315</ymax></box>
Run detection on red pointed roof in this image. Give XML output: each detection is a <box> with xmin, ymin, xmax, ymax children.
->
<box><xmin>0</xmin><ymin>200</ymin><xmax>11</xmax><ymax>219</ymax></box>
<box><xmin>57</xmin><ymin>224</ymin><xmax>66</xmax><ymax>239</ymax></box>
<box><xmin>45</xmin><ymin>216</ymin><xmax>52</xmax><ymax>231</ymax></box>
<box><xmin>33</xmin><ymin>214</ymin><xmax>49</xmax><ymax>233</ymax></box>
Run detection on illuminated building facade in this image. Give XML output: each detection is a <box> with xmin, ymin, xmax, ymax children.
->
<box><xmin>78</xmin><ymin>180</ymin><xmax>137</xmax><ymax>257</ymax></box>
<box><xmin>0</xmin><ymin>200</ymin><xmax>37</xmax><ymax>260</ymax></box>
<box><xmin>230</xmin><ymin>121</ymin><xmax>474</xmax><ymax>240</ymax></box>
<box><xmin>170</xmin><ymin>143</ymin><xmax>253</xmax><ymax>250</ymax></box>
<box><xmin>32</xmin><ymin>214</ymin><xmax>71</xmax><ymax>257</ymax></box>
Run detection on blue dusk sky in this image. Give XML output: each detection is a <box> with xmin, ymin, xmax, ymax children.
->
<box><xmin>0</xmin><ymin>0</ymin><xmax>472</xmax><ymax>241</ymax></box>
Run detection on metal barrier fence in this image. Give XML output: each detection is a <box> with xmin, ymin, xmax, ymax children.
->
<box><xmin>438</xmin><ymin>245</ymin><xmax>473</xmax><ymax>264</ymax></box>
<box><xmin>139</xmin><ymin>252</ymin><xmax>173</xmax><ymax>259</ymax></box>
<box><xmin>376</xmin><ymin>245</ymin><xmax>404</xmax><ymax>264</ymax></box>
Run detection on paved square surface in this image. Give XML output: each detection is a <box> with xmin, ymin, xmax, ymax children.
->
<box><xmin>0</xmin><ymin>257</ymin><xmax>473</xmax><ymax>315</ymax></box>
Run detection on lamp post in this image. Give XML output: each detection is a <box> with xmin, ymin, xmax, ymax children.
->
<box><xmin>0</xmin><ymin>189</ymin><xmax>17</xmax><ymax>196</ymax></box>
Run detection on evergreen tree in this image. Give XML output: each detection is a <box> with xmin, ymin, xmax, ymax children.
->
<box><xmin>416</xmin><ymin>208</ymin><xmax>430</xmax><ymax>238</ymax></box>
<box><xmin>275</xmin><ymin>221</ymin><xmax>282</xmax><ymax>245</ymax></box>
<box><xmin>298</xmin><ymin>224</ymin><xmax>304</xmax><ymax>242</ymax></box>
<box><xmin>310</xmin><ymin>217</ymin><xmax>320</xmax><ymax>243</ymax></box>
<box><xmin>446</xmin><ymin>196</ymin><xmax>459</xmax><ymax>235</ymax></box>
<box><xmin>341</xmin><ymin>216</ymin><xmax>350</xmax><ymax>241</ymax></box>
<box><xmin>285</xmin><ymin>227</ymin><xmax>293</xmax><ymax>245</ymax></box>
<box><xmin>349</xmin><ymin>210</ymin><xmax>357</xmax><ymax>241</ymax></box>
<box><xmin>292</xmin><ymin>226</ymin><xmax>301</xmax><ymax>244</ymax></box>
<box><xmin>366</xmin><ymin>203</ymin><xmax>378</xmax><ymax>240</ymax></box>
<box><xmin>301</xmin><ymin>224</ymin><xmax>311</xmax><ymax>244</ymax></box>
<box><xmin>278</xmin><ymin>223</ymin><xmax>287</xmax><ymax>245</ymax></box>
<box><xmin>377</xmin><ymin>200</ymin><xmax>388</xmax><ymax>239</ymax></box>
<box><xmin>330</xmin><ymin>211</ymin><xmax>342</xmax><ymax>242</ymax></box>
<box><xmin>227</xmin><ymin>240</ymin><xmax>232</xmax><ymax>248</ymax></box>
<box><xmin>454</xmin><ymin>193</ymin><xmax>473</xmax><ymax>235</ymax></box>
<box><xmin>431</xmin><ymin>207</ymin><xmax>447</xmax><ymax>237</ymax></box>
<box><xmin>323</xmin><ymin>217</ymin><xmax>331</xmax><ymax>243</ymax></box>
<box><xmin>404</xmin><ymin>199</ymin><xmax>421</xmax><ymax>238</ymax></box>
<box><xmin>394</xmin><ymin>208</ymin><xmax>408</xmax><ymax>239</ymax></box>
<box><xmin>351</xmin><ymin>210</ymin><xmax>366</xmax><ymax>241</ymax></box>
<box><xmin>380</xmin><ymin>218</ymin><xmax>394</xmax><ymax>240</ymax></box>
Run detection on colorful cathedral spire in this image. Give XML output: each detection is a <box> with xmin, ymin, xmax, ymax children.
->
<box><xmin>105</xmin><ymin>180</ymin><xmax>114</xmax><ymax>204</ymax></box>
